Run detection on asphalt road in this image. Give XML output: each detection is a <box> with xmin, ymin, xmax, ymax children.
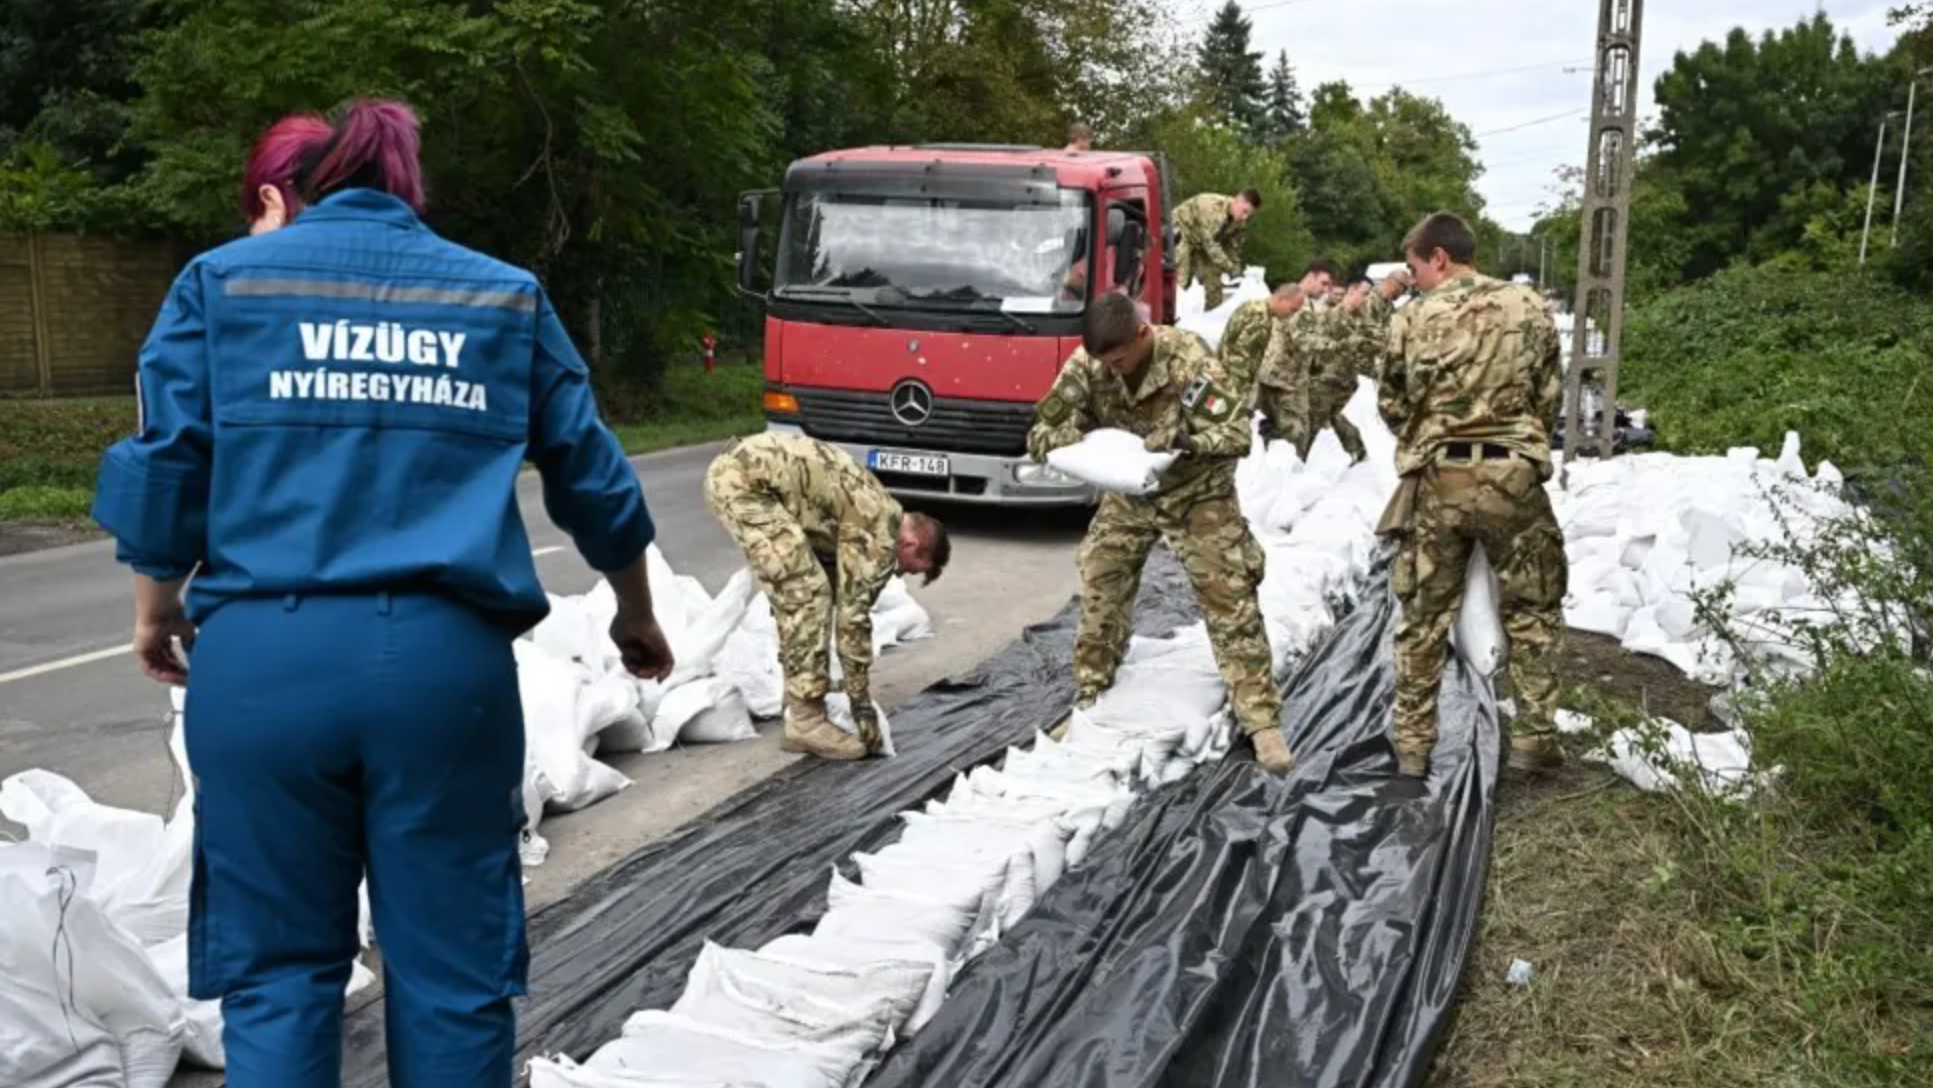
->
<box><xmin>0</xmin><ymin>441</ymin><xmax>1089</xmax><ymax>887</ymax></box>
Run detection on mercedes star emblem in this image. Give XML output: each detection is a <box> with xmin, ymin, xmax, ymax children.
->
<box><xmin>890</xmin><ymin>380</ymin><xmax>934</xmax><ymax>427</ymax></box>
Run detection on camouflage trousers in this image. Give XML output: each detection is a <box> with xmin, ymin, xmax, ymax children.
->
<box><xmin>1389</xmin><ymin>456</ymin><xmax>1568</xmax><ymax>761</ymax></box>
<box><xmin>1300</xmin><ymin>383</ymin><xmax>1365</xmax><ymax>462</ymax></box>
<box><xmin>703</xmin><ymin>450</ymin><xmax>836</xmax><ymax>703</ymax></box>
<box><xmin>1075</xmin><ymin>491</ymin><xmax>1281</xmax><ymax>735</ymax></box>
<box><xmin>1174</xmin><ymin>245</ymin><xmax>1231</xmax><ymax>312</ymax></box>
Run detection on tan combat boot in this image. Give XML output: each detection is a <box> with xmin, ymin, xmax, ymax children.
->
<box><xmin>1252</xmin><ymin>729</ymin><xmax>1294</xmax><ymax>774</ymax></box>
<box><xmin>781</xmin><ymin>695</ymin><xmax>866</xmax><ymax>761</ymax></box>
<box><xmin>1507</xmin><ymin>734</ymin><xmax>1565</xmax><ymax>775</ymax></box>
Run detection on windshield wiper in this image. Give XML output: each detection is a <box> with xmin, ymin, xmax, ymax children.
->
<box><xmin>775</xmin><ymin>286</ymin><xmax>889</xmax><ymax>326</ymax></box>
<box><xmin>912</xmin><ymin>290</ymin><xmax>1039</xmax><ymax>334</ymax></box>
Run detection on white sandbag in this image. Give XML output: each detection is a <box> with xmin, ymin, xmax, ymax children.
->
<box><xmin>1044</xmin><ymin>428</ymin><xmax>1179</xmax><ymax>496</ymax></box>
<box><xmin>664</xmin><ymin>568</ymin><xmax>759</xmax><ymax>689</ymax></box>
<box><xmin>1450</xmin><ymin>544</ymin><xmax>1504</xmax><ymax>677</ymax></box>
<box><xmin>0</xmin><ymin>858</ymin><xmax>185</xmax><ymax>1088</ymax></box>
<box><xmin>654</xmin><ymin>678</ymin><xmax>759</xmax><ymax>747</ymax></box>
<box><xmin>585</xmin><ymin>1010</ymin><xmax>868</xmax><ymax>1088</ymax></box>
<box><xmin>1174</xmin><ymin>266</ymin><xmax>1270</xmax><ymax>348</ymax></box>
<box><xmin>0</xmin><ymin>771</ymin><xmax>190</xmax><ymax>947</ymax></box>
<box><xmin>756</xmin><ymin>934</ymin><xmax>956</xmax><ymax>1037</ymax></box>
<box><xmin>674</xmin><ymin>941</ymin><xmax>928</xmax><ymax>1050</ymax></box>
<box><xmin>527</xmin><ymin>1054</ymin><xmax>756</xmax><ymax>1088</ymax></box>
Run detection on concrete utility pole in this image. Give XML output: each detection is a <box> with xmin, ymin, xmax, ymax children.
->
<box><xmin>1561</xmin><ymin>0</ymin><xmax>1644</xmax><ymax>488</ymax></box>
<box><xmin>1861</xmin><ymin>112</ymin><xmax>1899</xmax><ymax>266</ymax></box>
<box><xmin>1892</xmin><ymin>67</ymin><xmax>1933</xmax><ymax>248</ymax></box>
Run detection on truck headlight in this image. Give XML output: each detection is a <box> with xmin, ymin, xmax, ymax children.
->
<box><xmin>1015</xmin><ymin>462</ymin><xmax>1078</xmax><ymax>487</ymax></box>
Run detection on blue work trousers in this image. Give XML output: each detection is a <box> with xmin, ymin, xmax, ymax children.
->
<box><xmin>184</xmin><ymin>590</ymin><xmax>528</xmax><ymax>1088</ymax></box>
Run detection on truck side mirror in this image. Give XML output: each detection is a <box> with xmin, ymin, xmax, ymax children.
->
<box><xmin>1114</xmin><ymin>222</ymin><xmax>1146</xmax><ymax>287</ymax></box>
<box><xmin>736</xmin><ymin>193</ymin><xmax>762</xmax><ymax>296</ymax></box>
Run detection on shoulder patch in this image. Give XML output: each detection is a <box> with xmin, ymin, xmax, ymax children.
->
<box><xmin>1037</xmin><ymin>391</ymin><xmax>1070</xmax><ymax>426</ymax></box>
<box><xmin>1180</xmin><ymin>373</ymin><xmax>1210</xmax><ymax>409</ymax></box>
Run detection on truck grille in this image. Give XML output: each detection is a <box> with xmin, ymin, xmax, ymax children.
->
<box><xmin>791</xmin><ymin>388</ymin><xmax>1035</xmax><ymax>456</ymax></box>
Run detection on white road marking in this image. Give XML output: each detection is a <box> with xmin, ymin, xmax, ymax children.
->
<box><xmin>1</xmin><ymin>545</ymin><xmax>573</xmax><ymax>685</ymax></box>
<box><xmin>0</xmin><ymin>644</ymin><xmax>132</xmax><ymax>685</ymax></box>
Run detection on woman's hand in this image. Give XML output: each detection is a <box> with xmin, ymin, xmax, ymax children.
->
<box><xmin>132</xmin><ymin>574</ymin><xmax>194</xmax><ymax>685</ymax></box>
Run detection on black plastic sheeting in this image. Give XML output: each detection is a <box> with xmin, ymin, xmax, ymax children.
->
<box><xmin>339</xmin><ymin>551</ymin><xmax>1497</xmax><ymax>1088</ymax></box>
<box><xmin>864</xmin><ymin>558</ymin><xmax>1497</xmax><ymax>1088</ymax></box>
<box><xmin>340</xmin><ymin>555</ymin><xmax>1201</xmax><ymax>1086</ymax></box>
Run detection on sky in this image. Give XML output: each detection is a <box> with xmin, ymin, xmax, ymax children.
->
<box><xmin>1184</xmin><ymin>0</ymin><xmax>1908</xmax><ymax>232</ymax></box>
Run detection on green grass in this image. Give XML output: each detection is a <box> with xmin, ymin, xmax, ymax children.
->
<box><xmin>605</xmin><ymin>360</ymin><xmax>764</xmax><ymax>453</ymax></box>
<box><xmin>0</xmin><ymin>362</ymin><xmax>766</xmax><ymax>526</ymax></box>
<box><xmin>0</xmin><ymin>396</ymin><xmax>134</xmax><ymax>526</ymax></box>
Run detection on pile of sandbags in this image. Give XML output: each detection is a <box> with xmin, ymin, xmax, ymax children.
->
<box><xmin>515</xmin><ymin>545</ymin><xmax>935</xmax><ymax>865</ymax></box>
<box><xmin>1554</xmin><ymin>432</ymin><xmax>1855</xmax><ymax>684</ymax></box>
<box><xmin>0</xmin><ymin>701</ymin><xmax>376</xmax><ymax>1086</ymax></box>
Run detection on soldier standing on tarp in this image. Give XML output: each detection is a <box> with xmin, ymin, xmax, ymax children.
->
<box><xmin>1172</xmin><ymin>189</ymin><xmax>1261</xmax><ymax>311</ymax></box>
<box><xmin>1217</xmin><ymin>281</ymin><xmax>1306</xmax><ymax>396</ymax></box>
<box><xmin>1377</xmin><ymin>211</ymin><xmax>1569</xmax><ymax>780</ymax></box>
<box><xmin>1251</xmin><ymin>259</ymin><xmax>1340</xmax><ymax>454</ymax></box>
<box><xmin>1027</xmin><ymin>294</ymin><xmax>1293</xmax><ymax>774</ymax></box>
<box><xmin>704</xmin><ymin>432</ymin><xmax>950</xmax><ymax>761</ymax></box>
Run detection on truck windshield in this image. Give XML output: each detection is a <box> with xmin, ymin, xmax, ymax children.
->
<box><xmin>774</xmin><ymin>189</ymin><xmax>1091</xmax><ymax>314</ymax></box>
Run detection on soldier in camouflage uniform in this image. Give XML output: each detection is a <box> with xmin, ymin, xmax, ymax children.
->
<box><xmin>1252</xmin><ymin>259</ymin><xmax>1341</xmax><ymax>454</ymax></box>
<box><xmin>1217</xmin><ymin>282</ymin><xmax>1306</xmax><ymax>394</ymax></box>
<box><xmin>1172</xmin><ymin>189</ymin><xmax>1261</xmax><ymax>311</ymax></box>
<box><xmin>1029</xmin><ymin>294</ymin><xmax>1293</xmax><ymax>774</ymax></box>
<box><xmin>1377</xmin><ymin>212</ymin><xmax>1568</xmax><ymax>779</ymax></box>
<box><xmin>703</xmin><ymin>433</ymin><xmax>951</xmax><ymax>761</ymax></box>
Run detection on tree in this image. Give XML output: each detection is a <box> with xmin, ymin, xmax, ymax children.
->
<box><xmin>1282</xmin><ymin>81</ymin><xmax>1484</xmax><ymax>273</ymax></box>
<box><xmin>1196</xmin><ymin>1</ymin><xmax>1265</xmax><ymax>136</ymax></box>
<box><xmin>1263</xmin><ymin>50</ymin><xmax>1304</xmax><ymax>143</ymax></box>
<box><xmin>1649</xmin><ymin>14</ymin><xmax>1899</xmax><ymax>278</ymax></box>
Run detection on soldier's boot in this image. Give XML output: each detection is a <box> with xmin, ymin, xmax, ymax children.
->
<box><xmin>1251</xmin><ymin>728</ymin><xmax>1294</xmax><ymax>775</ymax></box>
<box><xmin>1507</xmin><ymin>734</ymin><xmax>1565</xmax><ymax>775</ymax></box>
<box><xmin>781</xmin><ymin>695</ymin><xmax>866</xmax><ymax>761</ymax></box>
<box><xmin>1394</xmin><ymin>743</ymin><xmax>1431</xmax><ymax>779</ymax></box>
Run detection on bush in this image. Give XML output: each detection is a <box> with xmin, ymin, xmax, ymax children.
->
<box><xmin>1620</xmin><ymin>264</ymin><xmax>1933</xmax><ymax>472</ymax></box>
<box><xmin>1660</xmin><ymin>456</ymin><xmax>1933</xmax><ymax>1076</ymax></box>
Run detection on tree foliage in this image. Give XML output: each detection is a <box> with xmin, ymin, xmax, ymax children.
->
<box><xmin>1263</xmin><ymin>50</ymin><xmax>1304</xmax><ymax>144</ymax></box>
<box><xmin>1281</xmin><ymin>81</ymin><xmax>1485</xmax><ymax>273</ymax></box>
<box><xmin>1196</xmin><ymin>1</ymin><xmax>1266</xmax><ymax>139</ymax></box>
<box><xmin>0</xmin><ymin>0</ymin><xmax>1493</xmax><ymax>383</ymax></box>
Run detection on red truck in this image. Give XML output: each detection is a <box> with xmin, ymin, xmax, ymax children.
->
<box><xmin>736</xmin><ymin>143</ymin><xmax>1177</xmax><ymax>505</ymax></box>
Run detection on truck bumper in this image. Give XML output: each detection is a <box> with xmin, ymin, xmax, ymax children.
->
<box><xmin>763</xmin><ymin>421</ymin><xmax>1096</xmax><ymax>507</ymax></box>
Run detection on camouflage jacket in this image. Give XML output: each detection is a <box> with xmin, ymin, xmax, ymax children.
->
<box><xmin>1218</xmin><ymin>298</ymin><xmax>1277</xmax><ymax>393</ymax></box>
<box><xmin>1253</xmin><ymin>313</ymin><xmax>1307</xmax><ymax>438</ymax></box>
<box><xmin>1027</xmin><ymin>327</ymin><xmax>1250</xmax><ymax>512</ymax></box>
<box><xmin>718</xmin><ymin>432</ymin><xmax>902</xmax><ymax>694</ymax></box>
<box><xmin>1291</xmin><ymin>302</ymin><xmax>1360</xmax><ymax>402</ymax></box>
<box><xmin>1172</xmin><ymin>193</ymin><xmax>1244</xmax><ymax>274</ymax></box>
<box><xmin>1380</xmin><ymin>272</ymin><xmax>1563</xmax><ymax>477</ymax></box>
<box><xmin>1341</xmin><ymin>299</ymin><xmax>1392</xmax><ymax>381</ymax></box>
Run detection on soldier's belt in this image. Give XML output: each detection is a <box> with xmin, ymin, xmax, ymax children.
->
<box><xmin>1438</xmin><ymin>442</ymin><xmax>1516</xmax><ymax>464</ymax></box>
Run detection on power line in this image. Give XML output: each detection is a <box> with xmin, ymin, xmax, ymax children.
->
<box><xmin>1354</xmin><ymin>59</ymin><xmax>1592</xmax><ymax>93</ymax></box>
<box><xmin>1473</xmin><ymin>108</ymin><xmax>1590</xmax><ymax>139</ymax></box>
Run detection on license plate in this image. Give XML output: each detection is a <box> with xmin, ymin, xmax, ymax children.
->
<box><xmin>869</xmin><ymin>449</ymin><xmax>950</xmax><ymax>477</ymax></box>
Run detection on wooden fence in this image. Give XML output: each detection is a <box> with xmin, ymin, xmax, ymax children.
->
<box><xmin>0</xmin><ymin>234</ymin><xmax>187</xmax><ymax>398</ymax></box>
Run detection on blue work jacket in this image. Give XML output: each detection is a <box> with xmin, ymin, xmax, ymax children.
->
<box><xmin>92</xmin><ymin>188</ymin><xmax>654</xmax><ymax>632</ymax></box>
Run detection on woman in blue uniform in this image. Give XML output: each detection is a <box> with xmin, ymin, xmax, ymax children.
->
<box><xmin>92</xmin><ymin>98</ymin><xmax>675</xmax><ymax>1088</ymax></box>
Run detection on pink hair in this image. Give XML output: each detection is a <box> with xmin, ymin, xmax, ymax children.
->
<box><xmin>241</xmin><ymin>114</ymin><xmax>332</xmax><ymax>223</ymax></box>
<box><xmin>298</xmin><ymin>97</ymin><xmax>428</xmax><ymax>213</ymax></box>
